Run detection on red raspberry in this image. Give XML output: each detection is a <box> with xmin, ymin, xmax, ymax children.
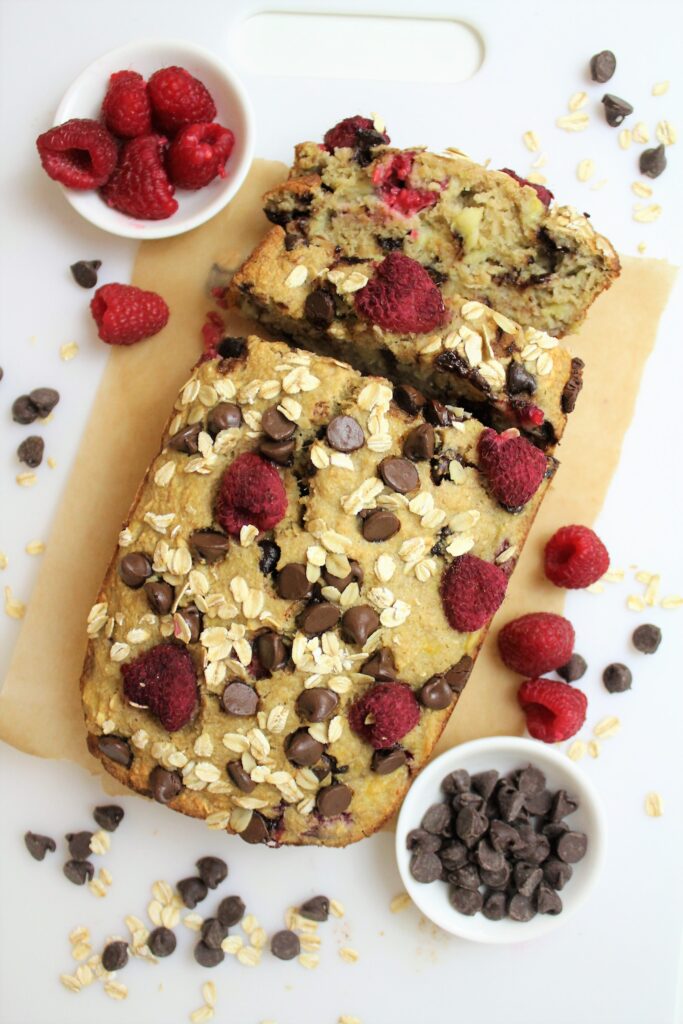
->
<box><xmin>102</xmin><ymin>70</ymin><xmax>152</xmax><ymax>138</ymax></box>
<box><xmin>440</xmin><ymin>554</ymin><xmax>508</xmax><ymax>633</ymax></box>
<box><xmin>544</xmin><ymin>525</ymin><xmax>610</xmax><ymax>589</ymax></box>
<box><xmin>102</xmin><ymin>135</ymin><xmax>178</xmax><ymax>220</ymax></box>
<box><xmin>515</xmin><ymin>403</ymin><xmax>545</xmax><ymax>429</ymax></box>
<box><xmin>518</xmin><ymin>678</ymin><xmax>587</xmax><ymax>742</ymax></box>
<box><xmin>500</xmin><ymin>168</ymin><xmax>554</xmax><ymax>208</ymax></box>
<box><xmin>324</xmin><ymin>115</ymin><xmax>390</xmax><ymax>151</ymax></box>
<box><xmin>167</xmin><ymin>122</ymin><xmax>235</xmax><ymax>189</ymax></box>
<box><xmin>121</xmin><ymin>644</ymin><xmax>197</xmax><ymax>732</ymax></box>
<box><xmin>355</xmin><ymin>253</ymin><xmax>447</xmax><ymax>335</ymax></box>
<box><xmin>215</xmin><ymin>453</ymin><xmax>287</xmax><ymax>535</ymax></box>
<box><xmin>90</xmin><ymin>283</ymin><xmax>169</xmax><ymax>346</ymax></box>
<box><xmin>348</xmin><ymin>682</ymin><xmax>420</xmax><ymax>748</ymax></box>
<box><xmin>372</xmin><ymin>152</ymin><xmax>439</xmax><ymax>217</ymax></box>
<box><xmin>478</xmin><ymin>428</ymin><xmax>547</xmax><ymax>511</ymax></box>
<box><xmin>498</xmin><ymin>613</ymin><xmax>575</xmax><ymax>676</ymax></box>
<box><xmin>148</xmin><ymin>66</ymin><xmax>217</xmax><ymax>135</ymax></box>
<box><xmin>36</xmin><ymin>118</ymin><xmax>117</xmax><ymax>189</ymax></box>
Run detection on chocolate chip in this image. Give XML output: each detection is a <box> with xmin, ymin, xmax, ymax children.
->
<box><xmin>361</xmin><ymin>509</ymin><xmax>400</xmax><ymax>542</ymax></box>
<box><xmin>97</xmin><ymin>735</ymin><xmax>132</xmax><ymax>768</ymax></box>
<box><xmin>240</xmin><ymin>812</ymin><xmax>270</xmax><ymax>844</ymax></box>
<box><xmin>441</xmin><ymin>769</ymin><xmax>470</xmax><ymax>795</ymax></box>
<box><xmin>298</xmin><ymin>601</ymin><xmax>340</xmax><ymax>636</ymax></box>
<box><xmin>516</xmin><ymin>764</ymin><xmax>546</xmax><ymax>796</ymax></box>
<box><xmin>561</xmin><ymin>356</ymin><xmax>585</xmax><ymax>414</ymax></box>
<box><xmin>403</xmin><ymin>423</ymin><xmax>435</xmax><ymax>461</ymax></box>
<box><xmin>144</xmin><ymin>580</ymin><xmax>174</xmax><ymax>615</ymax></box>
<box><xmin>271</xmin><ymin>929</ymin><xmax>301</xmax><ymax>960</ymax></box>
<box><xmin>603</xmin><ymin>662</ymin><xmax>632</xmax><ymax>693</ymax></box>
<box><xmin>178</xmin><ymin>877</ymin><xmax>208</xmax><ymax>909</ymax></box>
<box><xmin>506</xmin><ymin>361</ymin><xmax>537</xmax><ymax>396</ymax></box>
<box><xmin>444</xmin><ymin>656</ymin><xmax>474</xmax><ymax>694</ymax></box>
<box><xmin>169</xmin><ymin>423</ymin><xmax>201</xmax><ymax>453</ymax></box>
<box><xmin>148</xmin><ymin>927</ymin><xmax>176</xmax><ymax>957</ymax></box>
<box><xmin>424</xmin><ymin>398</ymin><xmax>450</xmax><ymax>426</ymax></box>
<box><xmin>489</xmin><ymin>819</ymin><xmax>523</xmax><ymax>854</ymax></box>
<box><xmin>17</xmin><ymin>435</ymin><xmax>44</xmax><ymax>467</ymax></box>
<box><xmin>556</xmin><ymin>831</ymin><xmax>587</xmax><ymax>864</ymax></box>
<box><xmin>321</xmin><ymin>559</ymin><xmax>364</xmax><ymax>591</ymax></box>
<box><xmin>439</xmin><ymin>841</ymin><xmax>468</xmax><ymax>869</ymax></box>
<box><xmin>590</xmin><ymin>49</ymin><xmax>616</xmax><ymax>83</ymax></box>
<box><xmin>455</xmin><ymin>807</ymin><xmax>487</xmax><ymax>846</ymax></box>
<box><xmin>418</xmin><ymin>675</ymin><xmax>454</xmax><ymax>710</ymax></box>
<box><xmin>190</xmin><ymin>530</ymin><xmax>230</xmax><ymax>563</ymax></box>
<box><xmin>299</xmin><ymin>895</ymin><xmax>329</xmax><ymax>921</ymax></box>
<box><xmin>93</xmin><ymin>805</ymin><xmax>124</xmax><ymax>832</ymax></box>
<box><xmin>482</xmin><ymin>892</ymin><xmax>507</xmax><ymax>920</ymax></box>
<box><xmin>640</xmin><ymin>144</ymin><xmax>667</xmax><ymax>179</ymax></box>
<box><xmin>259</xmin><ymin>436</ymin><xmax>296</xmax><ymax>465</ymax></box>
<box><xmin>207</xmin><ymin>402</ymin><xmax>242</xmax><ymax>436</ymax></box>
<box><xmin>177</xmin><ymin>604</ymin><xmax>202</xmax><ymax>642</ymax></box>
<box><xmin>480</xmin><ymin>863</ymin><xmax>511</xmax><ymax>890</ymax></box>
<box><xmin>63</xmin><ymin>859</ymin><xmax>94</xmax><ymax>885</ymax></box>
<box><xmin>496</xmin><ymin>784</ymin><xmax>525</xmax><ymax>823</ymax></box>
<box><xmin>453</xmin><ymin>863</ymin><xmax>481</xmax><ymax>890</ymax></box>
<box><xmin>536</xmin><ymin>881</ymin><xmax>563</xmax><ymax>915</ymax></box>
<box><xmin>227</xmin><ymin>761</ymin><xmax>256</xmax><ymax>792</ymax></box>
<box><xmin>524</xmin><ymin>789</ymin><xmax>554</xmax><ymax>816</ymax></box>
<box><xmin>341</xmin><ymin>604</ymin><xmax>379</xmax><ymax>645</ymax></box>
<box><xmin>448</xmin><ymin>886</ymin><xmax>483</xmax><ymax>915</ymax></box>
<box><xmin>471</xmin><ymin>770</ymin><xmax>499</xmax><ymax>801</ymax></box>
<box><xmin>29</xmin><ymin>387</ymin><xmax>60</xmax><ymax>417</ymax></box>
<box><xmin>12</xmin><ymin>395</ymin><xmax>38</xmax><ymax>424</ymax></box>
<box><xmin>24</xmin><ymin>831</ymin><xmax>56</xmax><ymax>861</ymax></box>
<box><xmin>378</xmin><ymin>457</ymin><xmax>419</xmax><ymax>493</ymax></box>
<box><xmin>194</xmin><ymin>941</ymin><xmax>224</xmax><ymax>967</ymax></box>
<box><xmin>258</xmin><ymin>539</ymin><xmax>280</xmax><ymax>575</ymax></box>
<box><xmin>326</xmin><ymin>415</ymin><xmax>364</xmax><ymax>452</ymax></box>
<box><xmin>102</xmin><ymin>941</ymin><xmax>128</xmax><ymax>972</ymax></box>
<box><xmin>277</xmin><ymin>563</ymin><xmax>312</xmax><ymax>600</ymax></box>
<box><xmin>543</xmin><ymin>857</ymin><xmax>573</xmax><ymax>891</ymax></box>
<box><xmin>422</xmin><ymin>803</ymin><xmax>451</xmax><ymax>834</ymax></box>
<box><xmin>316</xmin><ymin>782</ymin><xmax>352</xmax><ymax>816</ymax></box>
<box><xmin>633</xmin><ymin>623</ymin><xmax>662</xmax><ymax>654</ymax></box>
<box><xmin>361</xmin><ymin>647</ymin><xmax>397</xmax><ymax>681</ymax></box>
<box><xmin>508</xmin><ymin>893</ymin><xmax>536</xmax><ymax>922</ymax></box>
<box><xmin>410</xmin><ymin>850</ymin><xmax>443</xmax><ymax>883</ymax></box>
<box><xmin>262</xmin><ymin>406</ymin><xmax>296</xmax><ymax>441</ymax></box>
<box><xmin>296</xmin><ymin>687</ymin><xmax>339</xmax><ymax>722</ymax></box>
<box><xmin>393</xmin><ymin>384</ymin><xmax>426</xmax><ymax>416</ymax></box>
<box><xmin>371</xmin><ymin>747</ymin><xmax>407</xmax><ymax>774</ymax></box>
<box><xmin>70</xmin><ymin>260</ymin><xmax>101</xmax><ymax>288</ymax></box>
<box><xmin>222</xmin><ymin>680</ymin><xmax>259</xmax><ymax>716</ymax></box>
<box><xmin>513</xmin><ymin>862</ymin><xmax>543</xmax><ymax>898</ymax></box>
<box><xmin>255</xmin><ymin>631</ymin><xmax>288</xmax><ymax>671</ymax></box>
<box><xmin>149</xmin><ymin>766</ymin><xmax>182</xmax><ymax>804</ymax></box>
<box><xmin>217</xmin><ymin>336</ymin><xmax>246</xmax><ymax>360</ymax></box>
<box><xmin>196</xmin><ymin>856</ymin><xmax>228</xmax><ymax>890</ymax></box>
<box><xmin>201</xmin><ymin>917</ymin><xmax>228</xmax><ymax>949</ymax></box>
<box><xmin>119</xmin><ymin>552</ymin><xmax>153</xmax><ymax>588</ymax></box>
<box><xmin>542</xmin><ymin>821</ymin><xmax>569</xmax><ymax>841</ymax></box>
<box><xmin>217</xmin><ymin>895</ymin><xmax>245</xmax><ymax>926</ymax></box>
<box><xmin>406</xmin><ymin>828</ymin><xmax>441</xmax><ymax>852</ymax></box>
<box><xmin>602</xmin><ymin>93</ymin><xmax>633</xmax><ymax>126</ymax></box>
<box><xmin>66</xmin><ymin>831</ymin><xmax>93</xmax><ymax>859</ymax></box>
<box><xmin>557</xmin><ymin>653</ymin><xmax>587</xmax><ymax>682</ymax></box>
<box><xmin>285</xmin><ymin>729</ymin><xmax>324</xmax><ymax>767</ymax></box>
<box><xmin>304</xmin><ymin>289</ymin><xmax>336</xmax><ymax>328</ymax></box>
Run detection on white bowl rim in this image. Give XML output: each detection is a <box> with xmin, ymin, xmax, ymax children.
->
<box><xmin>52</xmin><ymin>37</ymin><xmax>255</xmax><ymax>240</ymax></box>
<box><xmin>395</xmin><ymin>735</ymin><xmax>607</xmax><ymax>944</ymax></box>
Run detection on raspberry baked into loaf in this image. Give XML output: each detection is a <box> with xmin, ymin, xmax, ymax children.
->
<box><xmin>81</xmin><ymin>336</ymin><xmax>556</xmax><ymax>847</ymax></box>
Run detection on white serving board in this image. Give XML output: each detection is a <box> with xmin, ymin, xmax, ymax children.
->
<box><xmin>1</xmin><ymin>2</ymin><xmax>682</xmax><ymax>1023</ymax></box>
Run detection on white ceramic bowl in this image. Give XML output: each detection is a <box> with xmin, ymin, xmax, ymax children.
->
<box><xmin>396</xmin><ymin>736</ymin><xmax>606</xmax><ymax>943</ymax></box>
<box><xmin>52</xmin><ymin>39</ymin><xmax>255</xmax><ymax>239</ymax></box>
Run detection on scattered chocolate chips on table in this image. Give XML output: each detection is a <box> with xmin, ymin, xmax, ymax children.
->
<box><xmin>148</xmin><ymin>926</ymin><xmax>177</xmax><ymax>957</ymax></box>
<box><xmin>65</xmin><ymin>830</ymin><xmax>94</xmax><ymax>859</ymax></box>
<box><xmin>17</xmin><ymin>435</ymin><xmax>44</xmax><ymax>467</ymax></box>
<box><xmin>177</xmin><ymin>876</ymin><xmax>209</xmax><ymax>909</ymax></box>
<box><xmin>557</xmin><ymin>653</ymin><xmax>587</xmax><ymax>683</ymax></box>
<box><xmin>217</xmin><ymin>895</ymin><xmax>246</xmax><ymax>927</ymax></box>
<box><xmin>196</xmin><ymin>856</ymin><xmax>228</xmax><ymax>889</ymax></box>
<box><xmin>633</xmin><ymin>623</ymin><xmax>662</xmax><ymax>654</ymax></box>
<box><xmin>601</xmin><ymin>93</ymin><xmax>634</xmax><ymax>127</ymax></box>
<box><xmin>299</xmin><ymin>895</ymin><xmax>330</xmax><ymax>922</ymax></box>
<box><xmin>589</xmin><ymin>49</ymin><xmax>617</xmax><ymax>83</ymax></box>
<box><xmin>270</xmin><ymin>929</ymin><xmax>301</xmax><ymax>960</ymax></box>
<box><xmin>603</xmin><ymin>662</ymin><xmax>632</xmax><ymax>693</ymax></box>
<box><xmin>63</xmin><ymin>859</ymin><xmax>95</xmax><ymax>886</ymax></box>
<box><xmin>194</xmin><ymin>941</ymin><xmax>225</xmax><ymax>968</ymax></box>
<box><xmin>70</xmin><ymin>259</ymin><xmax>102</xmax><ymax>289</ymax></box>
<box><xmin>408</xmin><ymin>764</ymin><xmax>587</xmax><ymax>921</ymax></box>
<box><xmin>101</xmin><ymin>940</ymin><xmax>128</xmax><ymax>972</ymax></box>
<box><xmin>93</xmin><ymin>804</ymin><xmax>124</xmax><ymax>832</ymax></box>
<box><xmin>24</xmin><ymin>831</ymin><xmax>56</xmax><ymax>861</ymax></box>
<box><xmin>639</xmin><ymin>144</ymin><xmax>667</xmax><ymax>179</ymax></box>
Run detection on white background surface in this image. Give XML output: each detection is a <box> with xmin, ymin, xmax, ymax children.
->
<box><xmin>1</xmin><ymin>1</ymin><xmax>682</xmax><ymax>1022</ymax></box>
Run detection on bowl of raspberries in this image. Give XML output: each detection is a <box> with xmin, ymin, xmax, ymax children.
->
<box><xmin>36</xmin><ymin>39</ymin><xmax>254</xmax><ymax>238</ymax></box>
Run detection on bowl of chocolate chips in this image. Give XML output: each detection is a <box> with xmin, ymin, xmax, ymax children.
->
<box><xmin>396</xmin><ymin>736</ymin><xmax>606</xmax><ymax>942</ymax></box>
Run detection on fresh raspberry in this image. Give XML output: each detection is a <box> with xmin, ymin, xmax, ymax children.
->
<box><xmin>498</xmin><ymin>613</ymin><xmax>575</xmax><ymax>676</ymax></box>
<box><xmin>518</xmin><ymin>678</ymin><xmax>587</xmax><ymax>742</ymax></box>
<box><xmin>478</xmin><ymin>428</ymin><xmax>547</xmax><ymax>511</ymax></box>
<box><xmin>355</xmin><ymin>253</ymin><xmax>447</xmax><ymax>335</ymax></box>
<box><xmin>167</xmin><ymin>122</ymin><xmax>235</xmax><ymax>189</ymax></box>
<box><xmin>148</xmin><ymin>66</ymin><xmax>217</xmax><ymax>135</ymax></box>
<box><xmin>348</xmin><ymin>682</ymin><xmax>420</xmax><ymax>748</ymax></box>
<box><xmin>36</xmin><ymin>118</ymin><xmax>118</xmax><ymax>189</ymax></box>
<box><xmin>90</xmin><ymin>283</ymin><xmax>169</xmax><ymax>346</ymax></box>
<box><xmin>500</xmin><ymin>168</ymin><xmax>554</xmax><ymax>208</ymax></box>
<box><xmin>544</xmin><ymin>525</ymin><xmax>610</xmax><ymax>589</ymax></box>
<box><xmin>102</xmin><ymin>135</ymin><xmax>178</xmax><ymax>220</ymax></box>
<box><xmin>102</xmin><ymin>70</ymin><xmax>152</xmax><ymax>138</ymax></box>
<box><xmin>215</xmin><ymin>453</ymin><xmax>287</xmax><ymax>535</ymax></box>
<box><xmin>324</xmin><ymin>115</ymin><xmax>390</xmax><ymax>151</ymax></box>
<box><xmin>440</xmin><ymin>554</ymin><xmax>508</xmax><ymax>632</ymax></box>
<box><xmin>121</xmin><ymin>644</ymin><xmax>197</xmax><ymax>732</ymax></box>
<box><xmin>372</xmin><ymin>152</ymin><xmax>439</xmax><ymax>216</ymax></box>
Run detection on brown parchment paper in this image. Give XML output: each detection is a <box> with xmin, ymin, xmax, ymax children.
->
<box><xmin>0</xmin><ymin>158</ymin><xmax>676</xmax><ymax>793</ymax></box>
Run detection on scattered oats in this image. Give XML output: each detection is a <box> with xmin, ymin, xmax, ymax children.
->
<box><xmin>526</xmin><ymin>172</ymin><xmax>547</xmax><ymax>185</ymax></box>
<box><xmin>593</xmin><ymin>716</ymin><xmax>621</xmax><ymax>739</ymax></box>
<box><xmin>522</xmin><ymin>130</ymin><xmax>540</xmax><ymax>152</ymax></box>
<box><xmin>4</xmin><ymin>586</ymin><xmax>26</xmax><ymax>619</ymax></box>
<box><xmin>328</xmin><ymin>715</ymin><xmax>343</xmax><ymax>743</ymax></box>
<box><xmin>75</xmin><ymin>964</ymin><xmax>94</xmax><ymax>987</ymax></box>
<box><xmin>266</xmin><ymin>704</ymin><xmax>289</xmax><ymax>734</ymax></box>
<box><xmin>104</xmin><ymin>981</ymin><xmax>128</xmax><ymax>1001</ymax></box>
<box><xmin>16</xmin><ymin>471</ymin><xmax>37</xmax><ymax>487</ymax></box>
<box><xmin>237</xmin><ymin>945</ymin><xmax>261</xmax><ymax>967</ymax></box>
<box><xmin>202</xmin><ymin>982</ymin><xmax>217</xmax><ymax>1008</ymax></box>
<box><xmin>380</xmin><ymin>600</ymin><xmax>411</xmax><ymax>628</ymax></box>
<box><xmin>60</xmin><ymin>973</ymin><xmax>82</xmax><ymax>993</ymax></box>
<box><xmin>99</xmin><ymin>867</ymin><xmax>113</xmax><ymax>886</ymax></box>
<box><xmin>90</xmin><ymin>830</ymin><xmax>110</xmax><ymax>855</ymax></box>
<box><xmin>644</xmin><ymin>575</ymin><xmax>660</xmax><ymax>607</ymax></box>
<box><xmin>190</xmin><ymin>1006</ymin><xmax>214</xmax><ymax>1024</ymax></box>
<box><xmin>339</xmin><ymin>947</ymin><xmax>359</xmax><ymax>963</ymax></box>
<box><xmin>577</xmin><ymin>159</ymin><xmax>595</xmax><ymax>182</ymax></box>
<box><xmin>627</xmin><ymin>594</ymin><xmax>646</xmax><ymax>611</ymax></box>
<box><xmin>568</xmin><ymin>90</ymin><xmax>587</xmax><ymax>111</ymax></box>
<box><xmin>0</xmin><ymin>552</ymin><xmax>7</xmax><ymax>570</ymax></box>
<box><xmin>661</xmin><ymin>595</ymin><xmax>683</xmax><ymax>609</ymax></box>
<box><xmin>645</xmin><ymin>792</ymin><xmax>663</xmax><ymax>817</ymax></box>
<box><xmin>278</xmin><ymin>396</ymin><xmax>302</xmax><ymax>421</ymax></box>
<box><xmin>109</xmin><ymin>641</ymin><xmax>130</xmax><ymax>662</ymax></box>
<box><xmin>586</xmin><ymin>582</ymin><xmax>604</xmax><ymax>595</ymax></box>
<box><xmin>71</xmin><ymin>941</ymin><xmax>92</xmax><ymax>961</ymax></box>
<box><xmin>148</xmin><ymin>900</ymin><xmax>163</xmax><ymax>926</ymax></box>
<box><xmin>131</xmin><ymin>728</ymin><xmax>149</xmax><ymax>749</ymax></box>
<box><xmin>69</xmin><ymin>925</ymin><xmax>90</xmax><ymax>945</ymax></box>
<box><xmin>152</xmin><ymin>879</ymin><xmax>174</xmax><ymax>905</ymax></box>
<box><xmin>637</xmin><ymin>242</ymin><xmax>647</xmax><ymax>254</ymax></box>
<box><xmin>587</xmin><ymin>740</ymin><xmax>600</xmax><ymax>759</ymax></box>
<box><xmin>60</xmin><ymin>341</ymin><xmax>79</xmax><ymax>361</ymax></box>
<box><xmin>221</xmin><ymin>934</ymin><xmax>244</xmax><ymax>954</ymax></box>
<box><xmin>633</xmin><ymin>203</ymin><xmax>662</xmax><ymax>223</ymax></box>
<box><xmin>89</xmin><ymin>878</ymin><xmax>108</xmax><ymax>898</ymax></box>
<box><xmin>656</xmin><ymin>120</ymin><xmax>676</xmax><ymax>145</ymax></box>
<box><xmin>556</xmin><ymin>112</ymin><xmax>589</xmax><ymax>132</ymax></box>
<box><xmin>339</xmin><ymin>1017</ymin><xmax>362</xmax><ymax>1024</ymax></box>
<box><xmin>298</xmin><ymin>953</ymin><xmax>320</xmax><ymax>970</ymax></box>
<box><xmin>619</xmin><ymin>129</ymin><xmax>632</xmax><ymax>150</ymax></box>
<box><xmin>567</xmin><ymin>740</ymin><xmax>586</xmax><ymax>762</ymax></box>
<box><xmin>25</xmin><ymin>540</ymin><xmax>46</xmax><ymax>555</ymax></box>
<box><xmin>372</xmin><ymin>110</ymin><xmax>385</xmax><ymax>133</ymax></box>
<box><xmin>446</xmin><ymin>535</ymin><xmax>475</xmax><ymax>557</ymax></box>
<box><xmin>285</xmin><ymin>264</ymin><xmax>308</xmax><ymax>288</ymax></box>
<box><xmin>602</xmin><ymin>569</ymin><xmax>625</xmax><ymax>583</ymax></box>
<box><xmin>183</xmin><ymin>913</ymin><xmax>204</xmax><ymax>932</ymax></box>
<box><xmin>193</xmin><ymin>732</ymin><xmax>214</xmax><ymax>758</ymax></box>
<box><xmin>250</xmin><ymin>927</ymin><xmax>268</xmax><ymax>949</ymax></box>
<box><xmin>495</xmin><ymin>546</ymin><xmax>517</xmax><ymax>565</ymax></box>
<box><xmin>632</xmin><ymin>121</ymin><xmax>649</xmax><ymax>144</ymax></box>
<box><xmin>357</xmin><ymin>380</ymin><xmax>392</xmax><ymax>411</ymax></box>
<box><xmin>47</xmin><ymin>456</ymin><xmax>57</xmax><ymax>469</ymax></box>
<box><xmin>329</xmin><ymin>898</ymin><xmax>345</xmax><ymax>918</ymax></box>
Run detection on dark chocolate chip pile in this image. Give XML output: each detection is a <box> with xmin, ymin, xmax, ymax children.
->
<box><xmin>408</xmin><ymin>764</ymin><xmax>587</xmax><ymax>922</ymax></box>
